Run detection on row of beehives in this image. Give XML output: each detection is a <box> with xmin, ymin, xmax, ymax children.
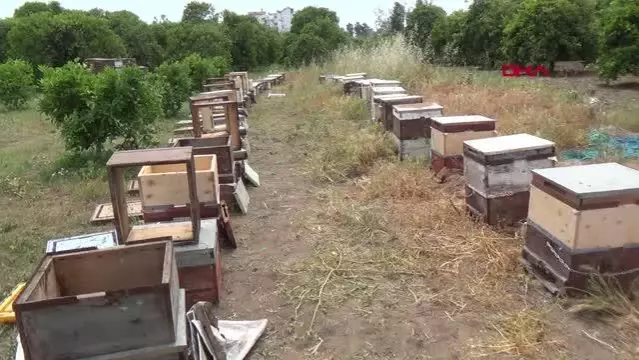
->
<box><xmin>12</xmin><ymin>72</ymin><xmax>287</xmax><ymax>360</ymax></box>
<box><xmin>322</xmin><ymin>73</ymin><xmax>639</xmax><ymax>297</ymax></box>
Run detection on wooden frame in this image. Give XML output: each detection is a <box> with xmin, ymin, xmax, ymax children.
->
<box><xmin>191</xmin><ymin>98</ymin><xmax>241</xmax><ymax>150</ymax></box>
<box><xmin>170</xmin><ymin>135</ymin><xmax>235</xmax><ymax>181</ymax></box>
<box><xmin>14</xmin><ymin>241</ymin><xmax>179</xmax><ymax>360</ymax></box>
<box><xmin>107</xmin><ymin>148</ymin><xmax>201</xmax><ymax>245</ymax></box>
<box><xmin>91</xmin><ymin>201</ymin><xmax>143</xmax><ymax>225</ymax></box>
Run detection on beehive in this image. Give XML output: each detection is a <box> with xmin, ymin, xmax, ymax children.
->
<box><xmin>371</xmin><ymin>92</ymin><xmax>408</xmax><ymax>123</ymax></box>
<box><xmin>522</xmin><ymin>163</ymin><xmax>639</xmax><ymax>294</ymax></box>
<box><xmin>391</xmin><ymin>102</ymin><xmax>444</xmax><ymax>160</ymax></box>
<box><xmin>376</xmin><ymin>95</ymin><xmax>423</xmax><ymax>131</ymax></box>
<box><xmin>430</xmin><ymin>115</ymin><xmax>497</xmax><ymax>172</ymax></box>
<box><xmin>15</xmin><ymin>242</ymin><xmax>179</xmax><ymax>360</ymax></box>
<box><xmin>463</xmin><ymin>133</ymin><xmax>555</xmax><ymax>225</ymax></box>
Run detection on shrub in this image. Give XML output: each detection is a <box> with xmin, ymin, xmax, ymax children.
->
<box><xmin>155</xmin><ymin>60</ymin><xmax>192</xmax><ymax>117</ymax></box>
<box><xmin>0</xmin><ymin>59</ymin><xmax>35</xmax><ymax>110</ymax></box>
<box><xmin>182</xmin><ymin>53</ymin><xmax>229</xmax><ymax>91</ymax></box>
<box><xmin>40</xmin><ymin>62</ymin><xmax>162</xmax><ymax>152</ymax></box>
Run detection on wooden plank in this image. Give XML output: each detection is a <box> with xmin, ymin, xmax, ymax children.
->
<box><xmin>108</xmin><ymin>166</ymin><xmax>130</xmax><ymax>244</ymax></box>
<box><xmin>127</xmin><ymin>180</ymin><xmax>139</xmax><ymax>195</ymax></box>
<box><xmin>243</xmin><ymin>162</ymin><xmax>260</xmax><ymax>187</ymax></box>
<box><xmin>91</xmin><ymin>201</ymin><xmax>142</xmax><ymax>225</ymax></box>
<box><xmin>107</xmin><ymin>148</ymin><xmax>193</xmax><ymax>168</ymax></box>
<box><xmin>218</xmin><ymin>201</ymin><xmax>237</xmax><ymax>248</ymax></box>
<box><xmin>234</xmin><ymin>178</ymin><xmax>250</xmax><ymax>214</ymax></box>
<box><xmin>126</xmin><ymin>223</ymin><xmax>194</xmax><ymax>245</ymax></box>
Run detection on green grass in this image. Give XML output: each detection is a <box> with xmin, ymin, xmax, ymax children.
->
<box><xmin>0</xmin><ymin>103</ymin><xmax>180</xmax><ymax>359</ymax></box>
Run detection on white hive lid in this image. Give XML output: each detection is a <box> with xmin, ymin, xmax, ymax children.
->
<box><xmin>370</xmin><ymin>79</ymin><xmax>402</xmax><ymax>86</ymax></box>
<box><xmin>431</xmin><ymin>115</ymin><xmax>496</xmax><ymax>125</ymax></box>
<box><xmin>394</xmin><ymin>102</ymin><xmax>443</xmax><ymax>112</ymax></box>
<box><xmin>464</xmin><ymin>133</ymin><xmax>555</xmax><ymax>155</ymax></box>
<box><xmin>532</xmin><ymin>163</ymin><xmax>639</xmax><ymax>198</ymax></box>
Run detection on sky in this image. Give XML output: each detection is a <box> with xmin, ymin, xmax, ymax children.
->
<box><xmin>1</xmin><ymin>0</ymin><xmax>469</xmax><ymax>28</ymax></box>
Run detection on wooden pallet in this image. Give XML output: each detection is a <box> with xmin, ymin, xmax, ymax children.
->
<box><xmin>91</xmin><ymin>201</ymin><xmax>143</xmax><ymax>225</ymax></box>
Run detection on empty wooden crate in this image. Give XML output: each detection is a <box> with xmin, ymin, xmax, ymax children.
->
<box><xmin>14</xmin><ymin>241</ymin><xmax>179</xmax><ymax>360</ymax></box>
<box><xmin>522</xmin><ymin>163</ymin><xmax>639</xmax><ymax>294</ymax></box>
<box><xmin>392</xmin><ymin>102</ymin><xmax>443</xmax><ymax>160</ymax></box>
<box><xmin>463</xmin><ymin>133</ymin><xmax>556</xmax><ymax>225</ymax></box>
<box><xmin>430</xmin><ymin>115</ymin><xmax>497</xmax><ymax>172</ymax></box>
<box><xmin>139</xmin><ymin>154</ymin><xmax>220</xmax><ymax>221</ymax></box>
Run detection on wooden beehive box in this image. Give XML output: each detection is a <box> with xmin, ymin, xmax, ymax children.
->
<box><xmin>391</xmin><ymin>103</ymin><xmax>444</xmax><ymax>160</ymax></box>
<box><xmin>172</xmin><ymin>135</ymin><xmax>235</xmax><ymax>184</ymax></box>
<box><xmin>463</xmin><ymin>134</ymin><xmax>556</xmax><ymax>225</ymax></box>
<box><xmin>528</xmin><ymin>163</ymin><xmax>639</xmax><ymax>250</ymax></box>
<box><xmin>377</xmin><ymin>95</ymin><xmax>423</xmax><ymax>131</ymax></box>
<box><xmin>371</xmin><ymin>93</ymin><xmax>408</xmax><ymax>123</ymax></box>
<box><xmin>138</xmin><ymin>154</ymin><xmax>219</xmax><ymax>208</ymax></box>
<box><xmin>175</xmin><ymin>219</ymin><xmax>222</xmax><ymax>307</ymax></box>
<box><xmin>430</xmin><ymin>115</ymin><xmax>497</xmax><ymax>172</ymax></box>
<box><xmin>15</xmin><ymin>241</ymin><xmax>179</xmax><ymax>360</ymax></box>
<box><xmin>523</xmin><ymin>163</ymin><xmax>639</xmax><ymax>294</ymax></box>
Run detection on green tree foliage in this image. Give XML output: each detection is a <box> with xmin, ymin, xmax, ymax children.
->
<box><xmin>405</xmin><ymin>4</ymin><xmax>446</xmax><ymax>55</ymax></box>
<box><xmin>597</xmin><ymin>0</ymin><xmax>639</xmax><ymax>80</ymax></box>
<box><xmin>354</xmin><ymin>22</ymin><xmax>374</xmax><ymax>38</ymax></box>
<box><xmin>459</xmin><ymin>0</ymin><xmax>519</xmax><ymax>68</ymax></box>
<box><xmin>40</xmin><ymin>63</ymin><xmax>162</xmax><ymax>152</ymax></box>
<box><xmin>0</xmin><ymin>20</ymin><xmax>11</xmax><ymax>62</ymax></box>
<box><xmin>0</xmin><ymin>59</ymin><xmax>35</xmax><ymax>110</ymax></box>
<box><xmin>346</xmin><ymin>23</ymin><xmax>354</xmax><ymax>37</ymax></box>
<box><xmin>102</xmin><ymin>11</ymin><xmax>164</xmax><ymax>67</ymax></box>
<box><xmin>155</xmin><ymin>61</ymin><xmax>192</xmax><ymax>117</ymax></box>
<box><xmin>13</xmin><ymin>1</ymin><xmax>62</xmax><ymax>17</ymax></box>
<box><xmin>182</xmin><ymin>1</ymin><xmax>218</xmax><ymax>22</ymax></box>
<box><xmin>290</xmin><ymin>7</ymin><xmax>339</xmax><ymax>34</ymax></box>
<box><xmin>182</xmin><ymin>53</ymin><xmax>229</xmax><ymax>91</ymax></box>
<box><xmin>431</xmin><ymin>10</ymin><xmax>468</xmax><ymax>64</ymax></box>
<box><xmin>163</xmin><ymin>22</ymin><xmax>232</xmax><ymax>62</ymax></box>
<box><xmin>287</xmin><ymin>33</ymin><xmax>329</xmax><ymax>66</ymax></box>
<box><xmin>389</xmin><ymin>2</ymin><xmax>407</xmax><ymax>34</ymax></box>
<box><xmin>502</xmin><ymin>0</ymin><xmax>598</xmax><ymax>70</ymax></box>
<box><xmin>7</xmin><ymin>11</ymin><xmax>126</xmax><ymax>67</ymax></box>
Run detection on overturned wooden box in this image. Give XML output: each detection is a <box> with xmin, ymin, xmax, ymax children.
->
<box><xmin>523</xmin><ymin>163</ymin><xmax>639</xmax><ymax>295</ymax></box>
<box><xmin>430</xmin><ymin>115</ymin><xmax>497</xmax><ymax>172</ymax></box>
<box><xmin>392</xmin><ymin>102</ymin><xmax>444</xmax><ymax>160</ymax></box>
<box><xmin>463</xmin><ymin>133</ymin><xmax>556</xmax><ymax>226</ymax></box>
<box><xmin>108</xmin><ymin>148</ymin><xmax>201</xmax><ymax>245</ymax></box>
<box><xmin>139</xmin><ymin>154</ymin><xmax>220</xmax><ymax>221</ymax></box>
<box><xmin>175</xmin><ymin>219</ymin><xmax>222</xmax><ymax>308</ymax></box>
<box><xmin>15</xmin><ymin>241</ymin><xmax>180</xmax><ymax>360</ymax></box>
<box><xmin>377</xmin><ymin>95</ymin><xmax>423</xmax><ymax>131</ymax></box>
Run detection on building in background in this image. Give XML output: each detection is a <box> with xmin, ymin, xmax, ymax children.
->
<box><xmin>248</xmin><ymin>7</ymin><xmax>293</xmax><ymax>32</ymax></box>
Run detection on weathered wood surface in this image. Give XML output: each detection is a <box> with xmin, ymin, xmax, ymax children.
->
<box><xmin>431</xmin><ymin>128</ymin><xmax>498</xmax><ymax>157</ymax></box>
<box><xmin>234</xmin><ymin>178</ymin><xmax>250</xmax><ymax>214</ymax></box>
<box><xmin>527</xmin><ymin>185</ymin><xmax>639</xmax><ymax>250</ymax></box>
<box><xmin>392</xmin><ymin>103</ymin><xmax>443</xmax><ymax>121</ymax></box>
<box><xmin>91</xmin><ymin>201</ymin><xmax>142</xmax><ymax>225</ymax></box>
<box><xmin>15</xmin><ymin>242</ymin><xmax>179</xmax><ymax>360</ymax></box>
<box><xmin>465</xmin><ymin>185</ymin><xmax>531</xmax><ymax>226</ymax></box>
<box><xmin>175</xmin><ymin>219</ymin><xmax>218</xmax><ymax>268</ymax></box>
<box><xmin>393</xmin><ymin>134</ymin><xmax>430</xmax><ymax>160</ymax></box>
<box><xmin>138</xmin><ymin>155</ymin><xmax>218</xmax><ymax>207</ymax></box>
<box><xmin>464</xmin><ymin>157</ymin><xmax>555</xmax><ymax>198</ymax></box>
<box><xmin>430</xmin><ymin>115</ymin><xmax>496</xmax><ymax>133</ymax></box>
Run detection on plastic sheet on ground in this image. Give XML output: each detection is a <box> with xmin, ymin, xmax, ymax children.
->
<box><xmin>562</xmin><ymin>130</ymin><xmax>639</xmax><ymax>160</ymax></box>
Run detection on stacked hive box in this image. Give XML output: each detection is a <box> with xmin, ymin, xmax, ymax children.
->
<box><xmin>463</xmin><ymin>134</ymin><xmax>556</xmax><ymax>226</ymax></box>
<box><xmin>522</xmin><ymin>163</ymin><xmax>639</xmax><ymax>295</ymax></box>
<box><xmin>376</xmin><ymin>95</ymin><xmax>423</xmax><ymax>131</ymax></box>
<box><xmin>430</xmin><ymin>115</ymin><xmax>497</xmax><ymax>172</ymax></box>
<box><xmin>14</xmin><ymin>242</ymin><xmax>187</xmax><ymax>360</ymax></box>
<box><xmin>392</xmin><ymin>103</ymin><xmax>444</xmax><ymax>160</ymax></box>
<box><xmin>371</xmin><ymin>90</ymin><xmax>407</xmax><ymax>123</ymax></box>
<box><xmin>364</xmin><ymin>80</ymin><xmax>402</xmax><ymax>118</ymax></box>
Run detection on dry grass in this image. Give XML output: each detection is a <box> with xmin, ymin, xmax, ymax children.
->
<box><xmin>467</xmin><ymin>309</ymin><xmax>559</xmax><ymax>358</ymax></box>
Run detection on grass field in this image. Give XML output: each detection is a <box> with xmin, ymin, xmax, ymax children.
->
<box><xmin>0</xmin><ymin>53</ymin><xmax>638</xmax><ymax>358</ymax></box>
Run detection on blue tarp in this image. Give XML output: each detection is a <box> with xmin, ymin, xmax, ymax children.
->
<box><xmin>562</xmin><ymin>130</ymin><xmax>639</xmax><ymax>160</ymax></box>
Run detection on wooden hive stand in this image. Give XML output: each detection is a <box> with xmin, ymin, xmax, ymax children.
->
<box><xmin>14</xmin><ymin>241</ymin><xmax>181</xmax><ymax>360</ymax></box>
<box><xmin>463</xmin><ymin>133</ymin><xmax>556</xmax><ymax>226</ymax></box>
<box><xmin>429</xmin><ymin>115</ymin><xmax>497</xmax><ymax>173</ymax></box>
<box><xmin>522</xmin><ymin>163</ymin><xmax>639</xmax><ymax>295</ymax></box>
<box><xmin>107</xmin><ymin>147</ymin><xmax>201</xmax><ymax>245</ymax></box>
<box><xmin>392</xmin><ymin>102</ymin><xmax>444</xmax><ymax>160</ymax></box>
